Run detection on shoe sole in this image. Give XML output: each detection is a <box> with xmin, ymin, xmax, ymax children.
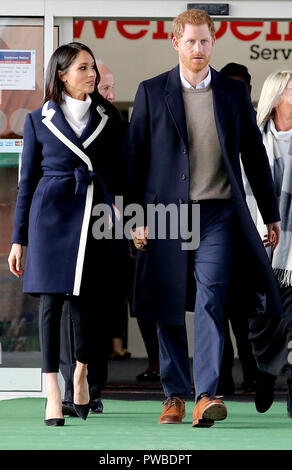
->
<box><xmin>159</xmin><ymin>418</ymin><xmax>183</xmax><ymax>424</ymax></box>
<box><xmin>192</xmin><ymin>403</ymin><xmax>227</xmax><ymax>427</ymax></box>
<box><xmin>45</xmin><ymin>422</ymin><xmax>65</xmax><ymax>427</ymax></box>
<box><xmin>203</xmin><ymin>403</ymin><xmax>227</xmax><ymax>421</ymax></box>
<box><xmin>192</xmin><ymin>417</ymin><xmax>214</xmax><ymax>428</ymax></box>
<box><xmin>159</xmin><ymin>412</ymin><xmax>186</xmax><ymax>424</ymax></box>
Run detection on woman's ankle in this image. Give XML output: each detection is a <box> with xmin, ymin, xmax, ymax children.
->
<box><xmin>45</xmin><ymin>373</ymin><xmax>61</xmax><ymax>398</ymax></box>
<box><xmin>74</xmin><ymin>361</ymin><xmax>88</xmax><ymax>377</ymax></box>
<box><xmin>73</xmin><ymin>363</ymin><xmax>89</xmax><ymax>404</ymax></box>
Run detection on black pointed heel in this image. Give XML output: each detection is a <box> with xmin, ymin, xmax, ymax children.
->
<box><xmin>73</xmin><ymin>402</ymin><xmax>90</xmax><ymax>420</ymax></box>
<box><xmin>44</xmin><ymin>399</ymin><xmax>65</xmax><ymax>427</ymax></box>
<box><xmin>45</xmin><ymin>417</ymin><xmax>65</xmax><ymax>426</ymax></box>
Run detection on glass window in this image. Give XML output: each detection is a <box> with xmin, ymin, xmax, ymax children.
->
<box><xmin>0</xmin><ymin>18</ymin><xmax>44</xmax><ymax>370</ymax></box>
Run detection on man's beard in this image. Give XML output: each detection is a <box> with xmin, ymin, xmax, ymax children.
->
<box><xmin>182</xmin><ymin>54</ymin><xmax>209</xmax><ymax>73</ymax></box>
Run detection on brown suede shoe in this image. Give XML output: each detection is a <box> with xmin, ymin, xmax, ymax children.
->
<box><xmin>192</xmin><ymin>396</ymin><xmax>227</xmax><ymax>428</ymax></box>
<box><xmin>159</xmin><ymin>396</ymin><xmax>185</xmax><ymax>424</ymax></box>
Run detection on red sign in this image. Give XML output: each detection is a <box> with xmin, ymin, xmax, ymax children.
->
<box><xmin>74</xmin><ymin>20</ymin><xmax>292</xmax><ymax>42</ymax></box>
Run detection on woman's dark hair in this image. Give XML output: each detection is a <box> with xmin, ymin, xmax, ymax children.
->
<box><xmin>44</xmin><ymin>42</ymin><xmax>100</xmax><ymax>104</ymax></box>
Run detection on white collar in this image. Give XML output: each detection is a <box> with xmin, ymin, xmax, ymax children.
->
<box><xmin>61</xmin><ymin>92</ymin><xmax>92</xmax><ymax>122</ymax></box>
<box><xmin>180</xmin><ymin>67</ymin><xmax>211</xmax><ymax>90</ymax></box>
<box><xmin>270</xmin><ymin>119</ymin><xmax>292</xmax><ymax>140</ymax></box>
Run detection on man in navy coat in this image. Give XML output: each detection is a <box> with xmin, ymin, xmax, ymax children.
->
<box><xmin>127</xmin><ymin>9</ymin><xmax>282</xmax><ymax>427</ymax></box>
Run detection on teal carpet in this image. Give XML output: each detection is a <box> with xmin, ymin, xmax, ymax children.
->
<box><xmin>0</xmin><ymin>398</ymin><xmax>291</xmax><ymax>450</ymax></box>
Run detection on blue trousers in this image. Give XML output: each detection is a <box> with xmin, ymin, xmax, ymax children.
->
<box><xmin>157</xmin><ymin>200</ymin><xmax>234</xmax><ymax>401</ymax></box>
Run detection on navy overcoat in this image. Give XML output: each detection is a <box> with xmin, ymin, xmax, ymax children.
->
<box><xmin>12</xmin><ymin>95</ymin><xmax>124</xmax><ymax>295</ymax></box>
<box><xmin>127</xmin><ymin>65</ymin><xmax>283</xmax><ymax>326</ymax></box>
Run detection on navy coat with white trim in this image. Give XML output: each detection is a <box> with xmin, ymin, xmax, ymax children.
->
<box><xmin>12</xmin><ymin>95</ymin><xmax>124</xmax><ymax>295</ymax></box>
<box><xmin>127</xmin><ymin>66</ymin><xmax>283</xmax><ymax>326</ymax></box>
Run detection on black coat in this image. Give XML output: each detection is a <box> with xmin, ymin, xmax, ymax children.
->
<box><xmin>126</xmin><ymin>65</ymin><xmax>283</xmax><ymax>326</ymax></box>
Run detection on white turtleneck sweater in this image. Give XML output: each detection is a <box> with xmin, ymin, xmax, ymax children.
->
<box><xmin>60</xmin><ymin>92</ymin><xmax>92</xmax><ymax>138</ymax></box>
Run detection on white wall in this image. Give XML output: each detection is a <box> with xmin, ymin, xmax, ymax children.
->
<box><xmin>1</xmin><ymin>0</ymin><xmax>292</xmax><ymax>19</ymax></box>
<box><xmin>75</xmin><ymin>19</ymin><xmax>292</xmax><ymax>104</ymax></box>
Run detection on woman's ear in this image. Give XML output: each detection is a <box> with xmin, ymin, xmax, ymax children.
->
<box><xmin>58</xmin><ymin>70</ymin><xmax>66</xmax><ymax>83</ymax></box>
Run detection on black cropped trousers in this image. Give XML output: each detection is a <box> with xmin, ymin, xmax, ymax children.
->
<box><xmin>39</xmin><ymin>293</ymin><xmax>91</xmax><ymax>373</ymax></box>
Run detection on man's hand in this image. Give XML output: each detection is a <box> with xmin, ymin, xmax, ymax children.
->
<box><xmin>131</xmin><ymin>226</ymin><xmax>148</xmax><ymax>251</ymax></box>
<box><xmin>263</xmin><ymin>222</ymin><xmax>281</xmax><ymax>250</ymax></box>
<box><xmin>8</xmin><ymin>243</ymin><xmax>24</xmax><ymax>277</ymax></box>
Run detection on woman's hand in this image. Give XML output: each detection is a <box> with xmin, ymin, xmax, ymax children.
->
<box><xmin>8</xmin><ymin>243</ymin><xmax>24</xmax><ymax>277</ymax></box>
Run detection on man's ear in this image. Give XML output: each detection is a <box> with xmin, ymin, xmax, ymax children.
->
<box><xmin>172</xmin><ymin>36</ymin><xmax>180</xmax><ymax>51</ymax></box>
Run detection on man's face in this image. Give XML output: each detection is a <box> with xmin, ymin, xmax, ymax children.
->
<box><xmin>172</xmin><ymin>23</ymin><xmax>215</xmax><ymax>74</ymax></box>
<box><xmin>97</xmin><ymin>66</ymin><xmax>115</xmax><ymax>102</ymax></box>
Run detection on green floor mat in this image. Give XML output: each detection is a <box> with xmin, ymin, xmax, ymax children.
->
<box><xmin>0</xmin><ymin>398</ymin><xmax>291</xmax><ymax>450</ymax></box>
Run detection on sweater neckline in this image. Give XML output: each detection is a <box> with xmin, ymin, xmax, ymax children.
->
<box><xmin>61</xmin><ymin>92</ymin><xmax>92</xmax><ymax>122</ymax></box>
<box><xmin>182</xmin><ymin>83</ymin><xmax>212</xmax><ymax>93</ymax></box>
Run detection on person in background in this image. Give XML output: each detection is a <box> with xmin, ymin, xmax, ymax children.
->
<box><xmin>217</xmin><ymin>62</ymin><xmax>259</xmax><ymax>395</ymax></box>
<box><xmin>61</xmin><ymin>60</ymin><xmax>158</xmax><ymax>388</ymax></box>
<box><xmin>96</xmin><ymin>60</ymin><xmax>160</xmax><ymax>375</ymax></box>
<box><xmin>96</xmin><ymin>62</ymin><xmax>115</xmax><ymax>103</ymax></box>
<box><xmin>60</xmin><ymin>60</ymin><xmax>127</xmax><ymax>419</ymax></box>
<box><xmin>97</xmin><ymin>60</ymin><xmax>131</xmax><ymax>361</ymax></box>
<box><xmin>220</xmin><ymin>62</ymin><xmax>252</xmax><ymax>93</ymax></box>
<box><xmin>126</xmin><ymin>241</ymin><xmax>160</xmax><ymax>381</ymax></box>
<box><xmin>244</xmin><ymin>70</ymin><xmax>292</xmax><ymax>416</ymax></box>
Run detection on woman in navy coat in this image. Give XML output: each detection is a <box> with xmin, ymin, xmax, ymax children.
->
<box><xmin>8</xmin><ymin>43</ymin><xmax>124</xmax><ymax>425</ymax></box>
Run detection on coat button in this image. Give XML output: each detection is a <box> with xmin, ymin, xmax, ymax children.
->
<box><xmin>181</xmin><ymin>174</ymin><xmax>187</xmax><ymax>181</ymax></box>
<box><xmin>178</xmin><ymin>198</ymin><xmax>184</xmax><ymax>204</ymax></box>
<box><xmin>183</xmin><ymin>148</ymin><xmax>187</xmax><ymax>154</ymax></box>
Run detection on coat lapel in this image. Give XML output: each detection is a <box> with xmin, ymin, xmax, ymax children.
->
<box><xmin>41</xmin><ymin>100</ymin><xmax>109</xmax><ymax>169</ymax></box>
<box><xmin>164</xmin><ymin>66</ymin><xmax>231</xmax><ymax>152</ymax></box>
<box><xmin>81</xmin><ymin>104</ymin><xmax>108</xmax><ymax>149</ymax></box>
<box><xmin>210</xmin><ymin>67</ymin><xmax>230</xmax><ymax>146</ymax></box>
<box><xmin>165</xmin><ymin>66</ymin><xmax>188</xmax><ymax>149</ymax></box>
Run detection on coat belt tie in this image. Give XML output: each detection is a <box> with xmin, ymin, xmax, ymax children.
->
<box><xmin>42</xmin><ymin>167</ymin><xmax>122</xmax><ymax>232</ymax></box>
<box><xmin>43</xmin><ymin>167</ymin><xmax>96</xmax><ymax>196</ymax></box>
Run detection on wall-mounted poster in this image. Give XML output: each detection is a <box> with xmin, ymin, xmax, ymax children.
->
<box><xmin>0</xmin><ymin>50</ymin><xmax>36</xmax><ymax>90</ymax></box>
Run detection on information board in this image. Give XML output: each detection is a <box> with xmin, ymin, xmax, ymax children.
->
<box><xmin>0</xmin><ymin>50</ymin><xmax>36</xmax><ymax>90</ymax></box>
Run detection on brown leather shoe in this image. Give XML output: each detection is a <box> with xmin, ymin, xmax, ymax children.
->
<box><xmin>192</xmin><ymin>396</ymin><xmax>227</xmax><ymax>428</ymax></box>
<box><xmin>159</xmin><ymin>396</ymin><xmax>185</xmax><ymax>424</ymax></box>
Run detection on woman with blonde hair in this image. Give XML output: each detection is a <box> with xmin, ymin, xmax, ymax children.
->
<box><xmin>246</xmin><ymin>70</ymin><xmax>292</xmax><ymax>417</ymax></box>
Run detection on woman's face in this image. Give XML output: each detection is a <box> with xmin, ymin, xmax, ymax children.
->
<box><xmin>275</xmin><ymin>77</ymin><xmax>292</xmax><ymax>120</ymax></box>
<box><xmin>59</xmin><ymin>50</ymin><xmax>96</xmax><ymax>100</ymax></box>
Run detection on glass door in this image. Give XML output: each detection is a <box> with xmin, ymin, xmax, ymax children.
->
<box><xmin>0</xmin><ymin>17</ymin><xmax>44</xmax><ymax>391</ymax></box>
